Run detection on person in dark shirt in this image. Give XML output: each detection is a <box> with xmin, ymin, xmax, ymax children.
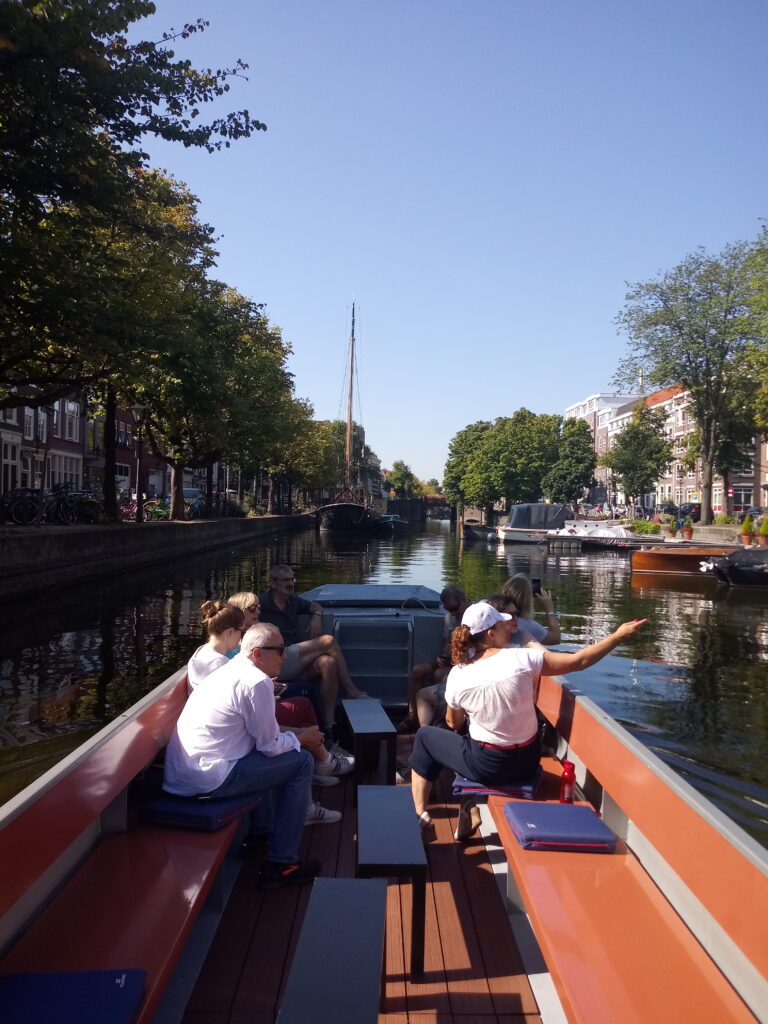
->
<box><xmin>259</xmin><ymin>564</ymin><xmax>366</xmax><ymax>731</ymax></box>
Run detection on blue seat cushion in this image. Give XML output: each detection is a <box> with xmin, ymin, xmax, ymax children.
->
<box><xmin>503</xmin><ymin>801</ymin><xmax>617</xmax><ymax>853</ymax></box>
<box><xmin>143</xmin><ymin>792</ymin><xmax>260</xmax><ymax>831</ymax></box>
<box><xmin>0</xmin><ymin>968</ymin><xmax>146</xmax><ymax>1024</ymax></box>
<box><xmin>452</xmin><ymin>766</ymin><xmax>542</xmax><ymax>799</ymax></box>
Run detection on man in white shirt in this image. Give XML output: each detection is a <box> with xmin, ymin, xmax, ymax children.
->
<box><xmin>163</xmin><ymin>623</ymin><xmax>318</xmax><ymax>890</ymax></box>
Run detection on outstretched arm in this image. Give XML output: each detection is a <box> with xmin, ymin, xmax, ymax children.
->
<box><xmin>537</xmin><ymin>588</ymin><xmax>561</xmax><ymax>644</ymax></box>
<box><xmin>541</xmin><ymin>619</ymin><xmax>648</xmax><ymax>676</ymax></box>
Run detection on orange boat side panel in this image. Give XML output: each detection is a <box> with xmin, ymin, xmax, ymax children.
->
<box><xmin>536</xmin><ymin>674</ymin><xmax>768</xmax><ymax>985</ymax></box>
<box><xmin>488</xmin><ymin>798</ymin><xmax>758</xmax><ymax>1024</ymax></box>
<box><xmin>0</xmin><ymin>825</ymin><xmax>234</xmax><ymax>1024</ymax></box>
<box><xmin>0</xmin><ymin>676</ymin><xmax>188</xmax><ymax>919</ymax></box>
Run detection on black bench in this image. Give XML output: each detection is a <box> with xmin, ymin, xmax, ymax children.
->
<box><xmin>341</xmin><ymin>698</ymin><xmax>397</xmax><ymax>788</ymax></box>
<box><xmin>356</xmin><ymin>784</ymin><xmax>427</xmax><ymax>977</ymax></box>
<box><xmin>276</xmin><ymin>877</ymin><xmax>388</xmax><ymax>1024</ymax></box>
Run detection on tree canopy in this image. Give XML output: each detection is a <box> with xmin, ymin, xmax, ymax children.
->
<box><xmin>0</xmin><ymin>0</ymin><xmax>262</xmax><ymax>409</ymax></box>
<box><xmin>614</xmin><ymin>242</ymin><xmax>759</xmax><ymax>523</ymax></box>
<box><xmin>600</xmin><ymin>404</ymin><xmax>672</xmax><ymax>504</ymax></box>
<box><xmin>542</xmin><ymin>418</ymin><xmax>596</xmax><ymax>504</ymax></box>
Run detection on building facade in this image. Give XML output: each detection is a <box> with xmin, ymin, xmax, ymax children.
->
<box><xmin>566</xmin><ymin>389</ymin><xmax>768</xmax><ymax>512</ymax></box>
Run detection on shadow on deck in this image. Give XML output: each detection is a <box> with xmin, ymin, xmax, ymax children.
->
<box><xmin>182</xmin><ymin>736</ymin><xmax>541</xmax><ymax>1024</ymax></box>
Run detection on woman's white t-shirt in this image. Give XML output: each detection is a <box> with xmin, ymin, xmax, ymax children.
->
<box><xmin>444</xmin><ymin>648</ymin><xmax>544</xmax><ymax>746</ymax></box>
<box><xmin>187</xmin><ymin>644</ymin><xmax>229</xmax><ymax>691</ymax></box>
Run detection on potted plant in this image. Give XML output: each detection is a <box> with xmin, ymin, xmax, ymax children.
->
<box><xmin>740</xmin><ymin>513</ymin><xmax>753</xmax><ymax>546</ymax></box>
<box><xmin>681</xmin><ymin>516</ymin><xmax>694</xmax><ymax>541</ymax></box>
<box><xmin>758</xmin><ymin>516</ymin><xmax>768</xmax><ymax>548</ymax></box>
<box><xmin>658</xmin><ymin>513</ymin><xmax>677</xmax><ymax>537</ymax></box>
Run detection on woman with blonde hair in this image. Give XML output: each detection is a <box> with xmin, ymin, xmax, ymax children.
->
<box><xmin>408</xmin><ymin>602</ymin><xmax>646</xmax><ymax>840</ymax></box>
<box><xmin>500</xmin><ymin>573</ymin><xmax>561</xmax><ymax>645</ymax></box>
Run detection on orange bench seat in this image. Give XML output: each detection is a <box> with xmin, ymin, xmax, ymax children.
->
<box><xmin>488</xmin><ymin>795</ymin><xmax>757</xmax><ymax>1023</ymax></box>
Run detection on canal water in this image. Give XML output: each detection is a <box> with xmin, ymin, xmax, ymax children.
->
<box><xmin>1</xmin><ymin>522</ymin><xmax>767</xmax><ymax>845</ymax></box>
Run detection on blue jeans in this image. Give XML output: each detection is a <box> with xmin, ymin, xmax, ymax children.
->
<box><xmin>209</xmin><ymin>746</ymin><xmax>313</xmax><ymax>863</ymax></box>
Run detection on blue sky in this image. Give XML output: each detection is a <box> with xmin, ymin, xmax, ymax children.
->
<box><xmin>134</xmin><ymin>0</ymin><xmax>767</xmax><ymax>481</ymax></box>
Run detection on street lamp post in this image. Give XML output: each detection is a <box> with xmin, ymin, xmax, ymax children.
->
<box><xmin>130</xmin><ymin>405</ymin><xmax>145</xmax><ymax>524</ymax></box>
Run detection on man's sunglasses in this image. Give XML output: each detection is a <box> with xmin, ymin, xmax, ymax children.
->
<box><xmin>258</xmin><ymin>644</ymin><xmax>286</xmax><ymax>655</ymax></box>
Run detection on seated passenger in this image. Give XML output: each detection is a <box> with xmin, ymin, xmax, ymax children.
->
<box><xmin>226</xmin><ymin>591</ymin><xmax>326</xmax><ymax>728</ymax></box>
<box><xmin>408</xmin><ymin>603</ymin><xmax>646</xmax><ymax>841</ymax></box>
<box><xmin>186</xmin><ymin>604</ymin><xmax>349</xmax><ymax>821</ymax></box>
<box><xmin>500</xmin><ymin>573</ymin><xmax>561</xmax><ymax>644</ymax></box>
<box><xmin>164</xmin><ymin>623</ymin><xmax>323</xmax><ymax>890</ymax></box>
<box><xmin>187</xmin><ymin>601</ymin><xmax>245</xmax><ymax>691</ymax></box>
<box><xmin>399</xmin><ymin>586</ymin><xmax>471</xmax><ymax>733</ymax></box>
<box><xmin>258</xmin><ymin>564</ymin><xmax>367</xmax><ymax>731</ymax></box>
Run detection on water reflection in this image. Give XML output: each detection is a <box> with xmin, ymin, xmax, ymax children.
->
<box><xmin>1</xmin><ymin>523</ymin><xmax>767</xmax><ymax>843</ymax></box>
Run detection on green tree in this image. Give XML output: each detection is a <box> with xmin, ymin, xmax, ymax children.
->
<box><xmin>0</xmin><ymin>0</ymin><xmax>262</xmax><ymax>408</ymax></box>
<box><xmin>745</xmin><ymin>226</ymin><xmax>768</xmax><ymax>429</ymax></box>
<box><xmin>442</xmin><ymin>421</ymin><xmax>492</xmax><ymax>508</ymax></box>
<box><xmin>464</xmin><ymin>410</ymin><xmax>562</xmax><ymax>511</ymax></box>
<box><xmin>542</xmin><ymin>418</ymin><xmax>597</xmax><ymax>504</ymax></box>
<box><xmin>614</xmin><ymin>243</ymin><xmax>759</xmax><ymax>524</ymax></box>
<box><xmin>388</xmin><ymin>460</ymin><xmax>418</xmax><ymax>498</ymax></box>
<box><xmin>600</xmin><ymin>404</ymin><xmax>672</xmax><ymax>506</ymax></box>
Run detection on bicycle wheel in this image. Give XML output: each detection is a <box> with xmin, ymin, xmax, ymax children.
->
<box><xmin>11</xmin><ymin>496</ymin><xmax>37</xmax><ymax>525</ymax></box>
<box><xmin>58</xmin><ymin>500</ymin><xmax>76</xmax><ymax>526</ymax></box>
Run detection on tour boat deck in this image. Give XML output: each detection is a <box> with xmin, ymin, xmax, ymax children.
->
<box><xmin>182</xmin><ymin>735</ymin><xmax>542</xmax><ymax>1024</ymax></box>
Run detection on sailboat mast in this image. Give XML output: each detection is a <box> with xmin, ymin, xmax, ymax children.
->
<box><xmin>344</xmin><ymin>302</ymin><xmax>355</xmax><ymax>491</ymax></box>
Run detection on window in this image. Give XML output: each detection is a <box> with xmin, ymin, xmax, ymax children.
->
<box><xmin>2</xmin><ymin>440</ymin><xmax>20</xmax><ymax>491</ymax></box>
<box><xmin>38</xmin><ymin>410</ymin><xmax>47</xmax><ymax>445</ymax></box>
<box><xmin>53</xmin><ymin>401</ymin><xmax>61</xmax><ymax>437</ymax></box>
<box><xmin>65</xmin><ymin>401</ymin><xmax>80</xmax><ymax>442</ymax></box>
<box><xmin>125</xmin><ymin>425</ymin><xmax>133</xmax><ymax>448</ymax></box>
<box><xmin>3</xmin><ymin>407</ymin><xmax>18</xmax><ymax>425</ymax></box>
<box><xmin>23</xmin><ymin>407</ymin><xmax>34</xmax><ymax>440</ymax></box>
<box><xmin>118</xmin><ymin>423</ymin><xmax>126</xmax><ymax>446</ymax></box>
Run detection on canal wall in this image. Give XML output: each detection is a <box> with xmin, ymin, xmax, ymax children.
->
<box><xmin>0</xmin><ymin>515</ymin><xmax>314</xmax><ymax>600</ymax></box>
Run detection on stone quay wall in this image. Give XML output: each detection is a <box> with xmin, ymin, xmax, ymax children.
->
<box><xmin>0</xmin><ymin>515</ymin><xmax>314</xmax><ymax>600</ymax></box>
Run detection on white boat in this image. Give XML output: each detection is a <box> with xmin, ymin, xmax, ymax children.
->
<box><xmin>496</xmin><ymin>503</ymin><xmax>571</xmax><ymax>544</ymax></box>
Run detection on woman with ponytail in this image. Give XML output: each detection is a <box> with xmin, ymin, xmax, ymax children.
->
<box><xmin>408</xmin><ymin>602</ymin><xmax>646</xmax><ymax>840</ymax></box>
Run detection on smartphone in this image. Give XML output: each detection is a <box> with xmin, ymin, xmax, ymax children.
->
<box><xmin>531</xmin><ymin>578</ymin><xmax>542</xmax><ymax>596</ymax></box>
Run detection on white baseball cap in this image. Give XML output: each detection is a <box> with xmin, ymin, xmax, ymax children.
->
<box><xmin>461</xmin><ymin>602</ymin><xmax>512</xmax><ymax>634</ymax></box>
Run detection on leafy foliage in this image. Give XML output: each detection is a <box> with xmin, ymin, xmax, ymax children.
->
<box><xmin>442</xmin><ymin>421</ymin><xmax>492</xmax><ymax>506</ymax></box>
<box><xmin>600</xmin><ymin>404</ymin><xmax>672</xmax><ymax>503</ymax></box>
<box><xmin>542</xmin><ymin>418</ymin><xmax>597</xmax><ymax>504</ymax></box>
<box><xmin>614</xmin><ymin>242</ymin><xmax>759</xmax><ymax>524</ymax></box>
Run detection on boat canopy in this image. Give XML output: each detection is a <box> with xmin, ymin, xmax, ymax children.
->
<box><xmin>301</xmin><ymin>583</ymin><xmax>442</xmax><ymax>608</ymax></box>
<box><xmin>501</xmin><ymin>503</ymin><xmax>570</xmax><ymax>529</ymax></box>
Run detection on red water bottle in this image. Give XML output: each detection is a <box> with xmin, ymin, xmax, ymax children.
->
<box><xmin>560</xmin><ymin>760</ymin><xmax>575</xmax><ymax>803</ymax></box>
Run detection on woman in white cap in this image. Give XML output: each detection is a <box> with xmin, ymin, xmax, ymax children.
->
<box><xmin>408</xmin><ymin>602</ymin><xmax>647</xmax><ymax>839</ymax></box>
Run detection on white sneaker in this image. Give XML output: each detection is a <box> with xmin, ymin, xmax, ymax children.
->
<box><xmin>305</xmin><ymin>801</ymin><xmax>342</xmax><ymax>826</ymax></box>
<box><xmin>312</xmin><ymin>771</ymin><xmax>340</xmax><ymax>788</ymax></box>
<box><xmin>329</xmin><ymin>741</ymin><xmax>353</xmax><ymax>759</ymax></box>
<box><xmin>314</xmin><ymin>752</ymin><xmax>355</xmax><ymax>777</ymax></box>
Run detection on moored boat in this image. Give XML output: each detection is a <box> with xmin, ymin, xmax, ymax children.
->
<box><xmin>496</xmin><ymin>502</ymin><xmax>570</xmax><ymax>544</ymax></box>
<box><xmin>631</xmin><ymin>544</ymin><xmax>740</xmax><ymax>575</ymax></box>
<box><xmin>316</xmin><ymin>302</ymin><xmax>383</xmax><ymax>534</ymax></box>
<box><xmin>375</xmin><ymin>513</ymin><xmax>410</xmax><ymax>534</ymax></box>
<box><xmin>705</xmin><ymin>547</ymin><xmax>768</xmax><ymax>587</ymax></box>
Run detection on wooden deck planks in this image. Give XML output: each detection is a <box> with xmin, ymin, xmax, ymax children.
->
<box><xmin>183</xmin><ymin>739</ymin><xmax>541</xmax><ymax>1024</ymax></box>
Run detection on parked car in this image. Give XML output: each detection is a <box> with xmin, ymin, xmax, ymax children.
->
<box><xmin>737</xmin><ymin>506</ymin><xmax>764</xmax><ymax>524</ymax></box>
<box><xmin>657</xmin><ymin>502</ymin><xmax>678</xmax><ymax>516</ymax></box>
<box><xmin>678</xmin><ymin>502</ymin><xmax>701</xmax><ymax>522</ymax></box>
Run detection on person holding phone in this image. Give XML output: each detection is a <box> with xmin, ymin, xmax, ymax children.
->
<box><xmin>500</xmin><ymin>573</ymin><xmax>561</xmax><ymax>645</ymax></box>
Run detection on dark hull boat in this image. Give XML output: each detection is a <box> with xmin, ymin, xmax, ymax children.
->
<box><xmin>706</xmin><ymin>547</ymin><xmax>768</xmax><ymax>587</ymax></box>
<box><xmin>316</xmin><ymin>498</ymin><xmax>380</xmax><ymax>532</ymax></box>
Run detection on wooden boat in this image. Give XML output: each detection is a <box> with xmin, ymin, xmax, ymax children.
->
<box><xmin>2</xmin><ymin>583</ymin><xmax>767</xmax><ymax>1023</ymax></box>
<box><xmin>496</xmin><ymin>502</ymin><xmax>570</xmax><ymax>544</ymax></box>
<box><xmin>316</xmin><ymin>303</ymin><xmax>382</xmax><ymax>534</ymax></box>
<box><xmin>375</xmin><ymin>513</ymin><xmax>410</xmax><ymax>534</ymax></box>
<box><xmin>705</xmin><ymin>547</ymin><xmax>768</xmax><ymax>587</ymax></box>
<box><xmin>631</xmin><ymin>544</ymin><xmax>740</xmax><ymax>576</ymax></box>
